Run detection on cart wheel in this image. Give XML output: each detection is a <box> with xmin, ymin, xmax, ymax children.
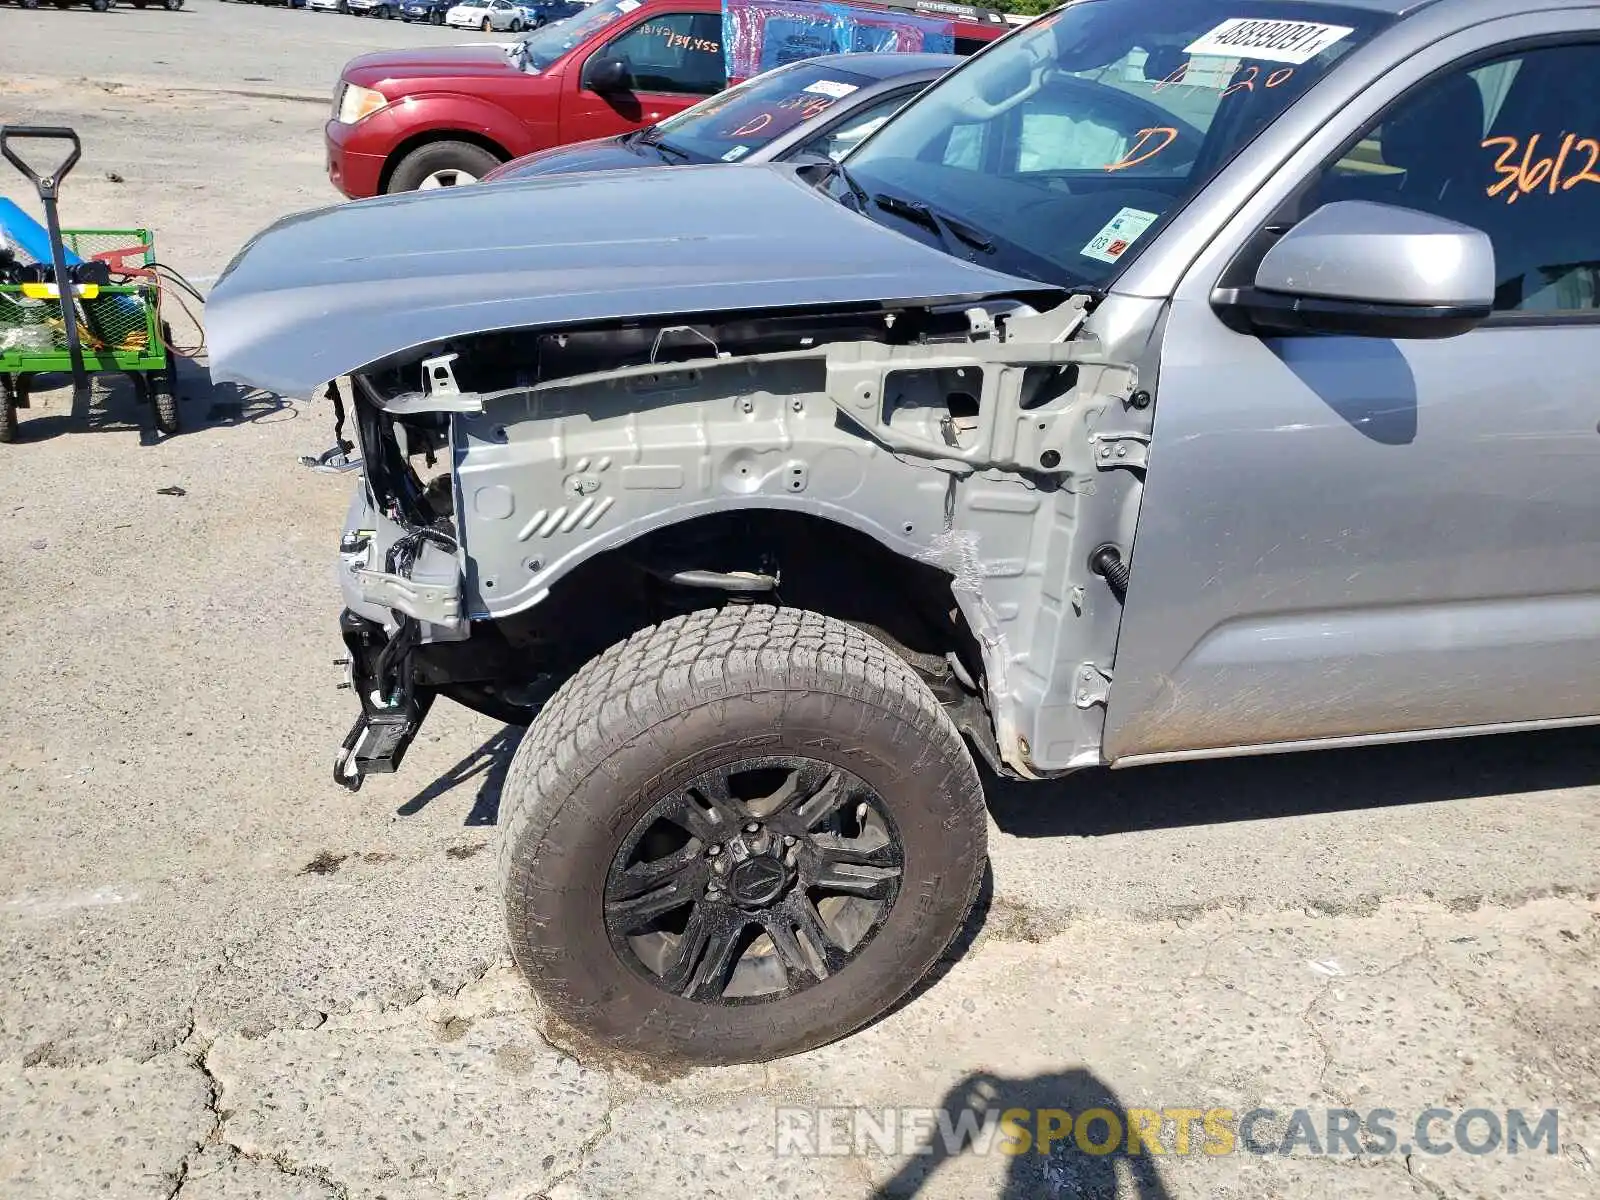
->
<box><xmin>0</xmin><ymin>378</ymin><xmax>17</xmax><ymax>445</ymax></box>
<box><xmin>151</xmin><ymin>324</ymin><xmax>181</xmax><ymax>436</ymax></box>
<box><xmin>151</xmin><ymin>372</ymin><xmax>180</xmax><ymax>436</ymax></box>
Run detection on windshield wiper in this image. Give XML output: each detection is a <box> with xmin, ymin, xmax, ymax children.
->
<box><xmin>822</xmin><ymin>159</ymin><xmax>870</xmax><ymax>210</ymax></box>
<box><xmin>872</xmin><ymin>192</ymin><xmax>995</xmax><ymax>256</ymax></box>
<box><xmin>632</xmin><ymin>128</ymin><xmax>694</xmax><ymax>163</ymax></box>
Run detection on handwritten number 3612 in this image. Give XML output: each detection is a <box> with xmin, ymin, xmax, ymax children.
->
<box><xmin>1484</xmin><ymin>133</ymin><xmax>1600</xmax><ymax>203</ymax></box>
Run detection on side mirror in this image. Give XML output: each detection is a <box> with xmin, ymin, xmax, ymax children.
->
<box><xmin>1213</xmin><ymin>200</ymin><xmax>1496</xmax><ymax>340</ymax></box>
<box><xmin>584</xmin><ymin>57</ymin><xmax>632</xmax><ymax>94</ymax></box>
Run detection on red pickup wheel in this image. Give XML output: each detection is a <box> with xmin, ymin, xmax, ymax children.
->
<box><xmin>387</xmin><ymin>140</ymin><xmax>501</xmax><ymax>192</ymax></box>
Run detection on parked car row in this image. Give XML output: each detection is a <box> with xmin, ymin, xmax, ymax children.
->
<box><xmin>324</xmin><ymin>0</ymin><xmax>1013</xmax><ymax>195</ymax></box>
<box><xmin>296</xmin><ymin>0</ymin><xmax>584</xmax><ymax>22</ymax></box>
<box><xmin>483</xmin><ymin>52</ymin><xmax>956</xmax><ymax>183</ymax></box>
<box><xmin>7</xmin><ymin>0</ymin><xmax>182</xmax><ymax>10</ymax></box>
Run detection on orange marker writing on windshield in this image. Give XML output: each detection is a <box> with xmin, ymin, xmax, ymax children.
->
<box><xmin>1106</xmin><ymin>127</ymin><xmax>1179</xmax><ymax>173</ymax></box>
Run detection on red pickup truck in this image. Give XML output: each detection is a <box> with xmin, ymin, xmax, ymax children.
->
<box><xmin>325</xmin><ymin>0</ymin><xmax>1010</xmax><ymax>196</ymax></box>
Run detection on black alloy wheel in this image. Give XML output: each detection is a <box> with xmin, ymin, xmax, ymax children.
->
<box><xmin>604</xmin><ymin>757</ymin><xmax>904</xmax><ymax>1003</ymax></box>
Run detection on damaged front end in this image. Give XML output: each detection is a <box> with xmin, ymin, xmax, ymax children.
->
<box><xmin>209</xmin><ymin>168</ymin><xmax>1151</xmax><ymax>789</ymax></box>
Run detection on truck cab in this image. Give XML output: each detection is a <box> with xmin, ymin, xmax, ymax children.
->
<box><xmin>324</xmin><ymin>0</ymin><xmax>1011</xmax><ymax>195</ymax></box>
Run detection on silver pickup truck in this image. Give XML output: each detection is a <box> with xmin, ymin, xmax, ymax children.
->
<box><xmin>209</xmin><ymin>0</ymin><xmax>1600</xmax><ymax>1067</ymax></box>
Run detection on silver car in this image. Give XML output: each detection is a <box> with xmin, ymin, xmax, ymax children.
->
<box><xmin>208</xmin><ymin>0</ymin><xmax>1600</xmax><ymax>1068</ymax></box>
<box><xmin>444</xmin><ymin>0</ymin><xmax>522</xmax><ymax>29</ymax></box>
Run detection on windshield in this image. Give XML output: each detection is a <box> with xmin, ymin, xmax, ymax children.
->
<box><xmin>520</xmin><ymin>0</ymin><xmax>631</xmax><ymax>72</ymax></box>
<box><xmin>648</xmin><ymin>60</ymin><xmax>877</xmax><ymax>163</ymax></box>
<box><xmin>837</xmin><ymin>0</ymin><xmax>1391</xmax><ymax>288</ymax></box>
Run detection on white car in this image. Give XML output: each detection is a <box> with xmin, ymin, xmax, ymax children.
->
<box><xmin>445</xmin><ymin>0</ymin><xmax>523</xmax><ymax>29</ymax></box>
<box><xmin>306</xmin><ymin>0</ymin><xmax>344</xmax><ymax>11</ymax></box>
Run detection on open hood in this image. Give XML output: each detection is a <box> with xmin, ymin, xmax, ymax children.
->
<box><xmin>205</xmin><ymin>164</ymin><xmax>1060</xmax><ymax>397</ymax></box>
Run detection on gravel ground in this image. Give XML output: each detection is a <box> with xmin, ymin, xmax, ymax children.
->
<box><xmin>1</xmin><ymin>5</ymin><xmax>1598</xmax><ymax>1198</ymax></box>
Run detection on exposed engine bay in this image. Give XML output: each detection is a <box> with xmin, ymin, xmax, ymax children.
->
<box><xmin>332</xmin><ymin>292</ymin><xmax>1150</xmax><ymax>790</ymax></box>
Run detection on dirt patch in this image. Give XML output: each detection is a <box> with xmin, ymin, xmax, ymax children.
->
<box><xmin>298</xmin><ymin>851</ymin><xmax>348</xmax><ymax>877</ymax></box>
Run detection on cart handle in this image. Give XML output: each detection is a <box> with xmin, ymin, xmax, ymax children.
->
<box><xmin>0</xmin><ymin>126</ymin><xmax>82</xmax><ymax>202</ymax></box>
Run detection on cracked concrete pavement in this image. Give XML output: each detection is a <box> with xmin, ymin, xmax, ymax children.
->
<box><xmin>2</xmin><ymin>5</ymin><xmax>1599</xmax><ymax>1197</ymax></box>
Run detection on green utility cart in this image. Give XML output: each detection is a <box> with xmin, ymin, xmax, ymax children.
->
<box><xmin>0</xmin><ymin>127</ymin><xmax>179</xmax><ymax>442</ymax></box>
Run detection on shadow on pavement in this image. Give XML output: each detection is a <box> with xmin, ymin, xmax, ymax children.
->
<box><xmin>397</xmin><ymin>724</ymin><xmax>518</xmax><ymax>826</ymax></box>
<box><xmin>984</xmin><ymin>724</ymin><xmax>1600</xmax><ymax>839</ymax></box>
<box><xmin>6</xmin><ymin>355</ymin><xmax>294</xmax><ymax>443</ymax></box>
<box><xmin>870</xmin><ymin>1068</ymin><xmax>1173</xmax><ymax>1200</ymax></box>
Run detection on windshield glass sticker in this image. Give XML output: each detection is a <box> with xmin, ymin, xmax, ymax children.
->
<box><xmin>616</xmin><ymin>0</ymin><xmax>640</xmax><ymax>10</ymax></box>
<box><xmin>803</xmin><ymin>79</ymin><xmax>859</xmax><ymax>99</ymax></box>
<box><xmin>721</xmin><ymin>144</ymin><xmax>751</xmax><ymax>160</ymax></box>
<box><xmin>1185</xmin><ymin>18</ymin><xmax>1353</xmax><ymax>65</ymax></box>
<box><xmin>1080</xmin><ymin>206</ymin><xmax>1159</xmax><ymax>264</ymax></box>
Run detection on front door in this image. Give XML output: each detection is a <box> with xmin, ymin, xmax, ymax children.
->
<box><xmin>562</xmin><ymin>10</ymin><xmax>727</xmax><ymax>142</ymax></box>
<box><xmin>1105</xmin><ymin>23</ymin><xmax>1600</xmax><ymax>760</ymax></box>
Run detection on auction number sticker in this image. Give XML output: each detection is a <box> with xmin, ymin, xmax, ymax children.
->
<box><xmin>1185</xmin><ymin>17</ymin><xmax>1353</xmax><ymax>64</ymax></box>
<box><xmin>721</xmin><ymin>145</ymin><xmax>751</xmax><ymax>161</ymax></box>
<box><xmin>1080</xmin><ymin>207</ymin><xmax>1159</xmax><ymax>264</ymax></box>
<box><xmin>803</xmin><ymin>79</ymin><xmax>859</xmax><ymax>99</ymax></box>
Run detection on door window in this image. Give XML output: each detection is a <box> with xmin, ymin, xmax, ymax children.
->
<box><xmin>798</xmin><ymin>90</ymin><xmax>918</xmax><ymax>161</ymax></box>
<box><xmin>598</xmin><ymin>13</ymin><xmax>727</xmax><ymax>96</ymax></box>
<box><xmin>1303</xmin><ymin>43</ymin><xmax>1600</xmax><ymax>314</ymax></box>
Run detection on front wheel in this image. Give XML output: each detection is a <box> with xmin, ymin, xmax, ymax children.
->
<box><xmin>89</xmin><ymin>0</ymin><xmax>110</xmax><ymax>9</ymax></box>
<box><xmin>479</xmin><ymin>15</ymin><xmax>490</xmax><ymax>29</ymax></box>
<box><xmin>497</xmin><ymin>606</ymin><xmax>988</xmax><ymax>1066</ymax></box>
<box><xmin>386</xmin><ymin>139</ymin><xmax>499</xmax><ymax>191</ymax></box>
<box><xmin>508</xmin><ymin>16</ymin><xmax>520</xmax><ymax>30</ymax></box>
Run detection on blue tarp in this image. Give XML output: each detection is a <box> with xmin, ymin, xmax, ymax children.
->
<box><xmin>722</xmin><ymin>0</ymin><xmax>955</xmax><ymax>80</ymax></box>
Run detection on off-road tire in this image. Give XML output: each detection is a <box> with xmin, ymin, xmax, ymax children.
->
<box><xmin>497</xmin><ymin>605</ymin><xmax>988</xmax><ymax>1066</ymax></box>
<box><xmin>386</xmin><ymin>140</ymin><xmax>500</xmax><ymax>192</ymax></box>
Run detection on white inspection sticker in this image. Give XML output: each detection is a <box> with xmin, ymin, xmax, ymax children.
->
<box><xmin>1185</xmin><ymin>17</ymin><xmax>1354</xmax><ymax>64</ymax></box>
<box><xmin>616</xmin><ymin>0</ymin><xmax>640</xmax><ymax>10</ymax></box>
<box><xmin>802</xmin><ymin>79</ymin><xmax>859</xmax><ymax>99</ymax></box>
<box><xmin>1080</xmin><ymin>206</ymin><xmax>1159</xmax><ymax>264</ymax></box>
<box><xmin>721</xmin><ymin>144</ymin><xmax>751</xmax><ymax>161</ymax></box>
